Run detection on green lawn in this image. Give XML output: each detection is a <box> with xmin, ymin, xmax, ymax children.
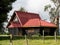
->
<box><xmin>0</xmin><ymin>36</ymin><xmax>60</xmax><ymax>45</ymax></box>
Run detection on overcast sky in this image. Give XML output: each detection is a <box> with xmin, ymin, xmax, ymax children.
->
<box><xmin>8</xmin><ymin>0</ymin><xmax>55</xmax><ymax>22</ymax></box>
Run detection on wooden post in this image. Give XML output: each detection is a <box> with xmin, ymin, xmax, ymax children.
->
<box><xmin>54</xmin><ymin>30</ymin><xmax>57</xmax><ymax>42</ymax></box>
<box><xmin>25</xmin><ymin>35</ymin><xmax>28</xmax><ymax>45</ymax></box>
<box><xmin>10</xmin><ymin>34</ymin><xmax>13</xmax><ymax>45</ymax></box>
<box><xmin>43</xmin><ymin>30</ymin><xmax>45</xmax><ymax>43</ymax></box>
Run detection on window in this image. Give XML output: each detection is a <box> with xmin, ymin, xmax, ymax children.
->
<box><xmin>13</xmin><ymin>16</ymin><xmax>19</xmax><ymax>22</ymax></box>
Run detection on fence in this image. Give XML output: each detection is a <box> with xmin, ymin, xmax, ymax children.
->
<box><xmin>0</xmin><ymin>35</ymin><xmax>60</xmax><ymax>45</ymax></box>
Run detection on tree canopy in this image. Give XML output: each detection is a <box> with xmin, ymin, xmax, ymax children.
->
<box><xmin>44</xmin><ymin>0</ymin><xmax>60</xmax><ymax>24</ymax></box>
<box><xmin>20</xmin><ymin>7</ymin><xmax>26</xmax><ymax>12</ymax></box>
<box><xmin>44</xmin><ymin>0</ymin><xmax>60</xmax><ymax>35</ymax></box>
<box><xmin>0</xmin><ymin>0</ymin><xmax>16</xmax><ymax>32</ymax></box>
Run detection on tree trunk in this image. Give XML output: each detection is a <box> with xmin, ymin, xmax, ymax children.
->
<box><xmin>54</xmin><ymin>17</ymin><xmax>59</xmax><ymax>35</ymax></box>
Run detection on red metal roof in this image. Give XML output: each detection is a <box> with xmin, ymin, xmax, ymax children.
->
<box><xmin>8</xmin><ymin>11</ymin><xmax>57</xmax><ymax>28</ymax></box>
<box><xmin>23</xmin><ymin>18</ymin><xmax>40</xmax><ymax>27</ymax></box>
<box><xmin>40</xmin><ymin>20</ymin><xmax>57</xmax><ymax>27</ymax></box>
<box><xmin>15</xmin><ymin>11</ymin><xmax>41</xmax><ymax>25</ymax></box>
<box><xmin>8</xmin><ymin>22</ymin><xmax>21</xmax><ymax>28</ymax></box>
<box><xmin>23</xmin><ymin>19</ymin><xmax>57</xmax><ymax>27</ymax></box>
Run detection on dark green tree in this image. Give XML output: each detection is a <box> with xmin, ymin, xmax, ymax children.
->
<box><xmin>0</xmin><ymin>0</ymin><xmax>16</xmax><ymax>32</ymax></box>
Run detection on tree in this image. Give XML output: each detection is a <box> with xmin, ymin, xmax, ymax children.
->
<box><xmin>20</xmin><ymin>7</ymin><xmax>26</xmax><ymax>12</ymax></box>
<box><xmin>0</xmin><ymin>0</ymin><xmax>16</xmax><ymax>32</ymax></box>
<box><xmin>44</xmin><ymin>0</ymin><xmax>60</xmax><ymax>35</ymax></box>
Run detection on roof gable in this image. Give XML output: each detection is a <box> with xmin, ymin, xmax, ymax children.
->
<box><xmin>7</xmin><ymin>11</ymin><xmax>41</xmax><ymax>28</ymax></box>
<box><xmin>15</xmin><ymin>11</ymin><xmax>40</xmax><ymax>25</ymax></box>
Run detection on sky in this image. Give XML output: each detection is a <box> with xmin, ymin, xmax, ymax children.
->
<box><xmin>8</xmin><ymin>0</ymin><xmax>55</xmax><ymax>22</ymax></box>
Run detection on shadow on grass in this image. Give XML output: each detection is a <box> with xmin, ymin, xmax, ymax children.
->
<box><xmin>13</xmin><ymin>36</ymin><xmax>25</xmax><ymax>40</ymax></box>
<box><xmin>0</xmin><ymin>44</ymin><xmax>1</xmax><ymax>45</ymax></box>
<box><xmin>0</xmin><ymin>36</ymin><xmax>10</xmax><ymax>40</ymax></box>
<box><xmin>0</xmin><ymin>36</ymin><xmax>25</xmax><ymax>40</ymax></box>
<box><xmin>44</xmin><ymin>36</ymin><xmax>55</xmax><ymax>40</ymax></box>
<box><xmin>57</xmin><ymin>36</ymin><xmax>60</xmax><ymax>39</ymax></box>
<box><xmin>0</xmin><ymin>36</ymin><xmax>60</xmax><ymax>40</ymax></box>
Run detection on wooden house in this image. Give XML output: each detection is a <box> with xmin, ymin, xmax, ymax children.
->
<box><xmin>6</xmin><ymin>11</ymin><xmax>57</xmax><ymax>36</ymax></box>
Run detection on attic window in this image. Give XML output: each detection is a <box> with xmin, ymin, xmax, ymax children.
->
<box><xmin>13</xmin><ymin>16</ymin><xmax>19</xmax><ymax>22</ymax></box>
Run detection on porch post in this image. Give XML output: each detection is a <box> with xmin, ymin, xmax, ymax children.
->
<box><xmin>43</xmin><ymin>29</ymin><xmax>45</xmax><ymax>43</ymax></box>
<box><xmin>54</xmin><ymin>30</ymin><xmax>57</xmax><ymax>42</ymax></box>
<box><xmin>10</xmin><ymin>34</ymin><xmax>13</xmax><ymax>45</ymax></box>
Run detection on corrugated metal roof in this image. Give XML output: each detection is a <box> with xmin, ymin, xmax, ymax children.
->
<box><xmin>8</xmin><ymin>22</ymin><xmax>21</xmax><ymax>28</ymax></box>
<box><xmin>8</xmin><ymin>11</ymin><xmax>57</xmax><ymax>28</ymax></box>
<box><xmin>15</xmin><ymin>11</ymin><xmax>41</xmax><ymax>25</ymax></box>
<box><xmin>40</xmin><ymin>20</ymin><xmax>57</xmax><ymax>27</ymax></box>
<box><xmin>23</xmin><ymin>18</ymin><xmax>40</xmax><ymax>27</ymax></box>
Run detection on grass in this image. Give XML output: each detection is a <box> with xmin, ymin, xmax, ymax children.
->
<box><xmin>0</xmin><ymin>36</ymin><xmax>60</xmax><ymax>45</ymax></box>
